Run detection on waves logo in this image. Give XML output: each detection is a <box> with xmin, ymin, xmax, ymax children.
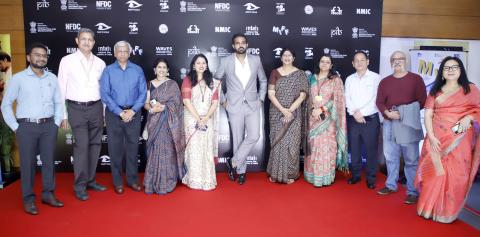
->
<box><xmin>244</xmin><ymin>3</ymin><xmax>260</xmax><ymax>13</ymax></box>
<box><xmin>126</xmin><ymin>0</ymin><xmax>142</xmax><ymax>11</ymax></box>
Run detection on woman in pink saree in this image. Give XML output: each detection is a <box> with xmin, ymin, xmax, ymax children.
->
<box><xmin>415</xmin><ymin>56</ymin><xmax>480</xmax><ymax>223</ymax></box>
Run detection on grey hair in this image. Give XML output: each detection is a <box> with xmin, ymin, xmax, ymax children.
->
<box><xmin>76</xmin><ymin>28</ymin><xmax>95</xmax><ymax>39</ymax></box>
<box><xmin>114</xmin><ymin>41</ymin><xmax>132</xmax><ymax>53</ymax></box>
<box><xmin>390</xmin><ymin>50</ymin><xmax>407</xmax><ymax>62</ymax></box>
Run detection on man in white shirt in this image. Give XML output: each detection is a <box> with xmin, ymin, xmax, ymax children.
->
<box><xmin>344</xmin><ymin>51</ymin><xmax>381</xmax><ymax>189</ymax></box>
<box><xmin>57</xmin><ymin>28</ymin><xmax>107</xmax><ymax>201</ymax></box>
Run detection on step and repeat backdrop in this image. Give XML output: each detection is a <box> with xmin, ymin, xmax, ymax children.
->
<box><xmin>24</xmin><ymin>0</ymin><xmax>382</xmax><ymax>172</ymax></box>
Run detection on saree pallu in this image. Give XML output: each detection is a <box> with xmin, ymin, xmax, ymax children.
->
<box><xmin>415</xmin><ymin>84</ymin><xmax>480</xmax><ymax>223</ymax></box>
<box><xmin>143</xmin><ymin>79</ymin><xmax>185</xmax><ymax>194</ymax></box>
<box><xmin>267</xmin><ymin>70</ymin><xmax>308</xmax><ymax>183</ymax></box>
<box><xmin>181</xmin><ymin>79</ymin><xmax>220</xmax><ymax>190</ymax></box>
<box><xmin>304</xmin><ymin>75</ymin><xmax>348</xmax><ymax>187</ymax></box>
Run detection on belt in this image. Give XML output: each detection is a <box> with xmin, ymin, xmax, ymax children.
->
<box><xmin>120</xmin><ymin>105</ymin><xmax>133</xmax><ymax>110</ymax></box>
<box><xmin>364</xmin><ymin>113</ymin><xmax>379</xmax><ymax>121</ymax></box>
<box><xmin>17</xmin><ymin>117</ymin><xmax>54</xmax><ymax>124</ymax></box>
<box><xmin>67</xmin><ymin>99</ymin><xmax>100</xmax><ymax>106</ymax></box>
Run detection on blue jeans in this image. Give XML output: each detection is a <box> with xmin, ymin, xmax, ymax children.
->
<box><xmin>382</xmin><ymin>120</ymin><xmax>419</xmax><ymax>196</ymax></box>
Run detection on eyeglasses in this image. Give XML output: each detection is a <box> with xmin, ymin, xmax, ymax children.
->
<box><xmin>443</xmin><ymin>65</ymin><xmax>460</xmax><ymax>71</ymax></box>
<box><xmin>390</xmin><ymin>57</ymin><xmax>406</xmax><ymax>63</ymax></box>
<box><xmin>31</xmin><ymin>53</ymin><xmax>48</xmax><ymax>59</ymax></box>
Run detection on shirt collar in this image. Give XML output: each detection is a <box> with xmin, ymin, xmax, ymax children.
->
<box><xmin>75</xmin><ymin>49</ymin><xmax>94</xmax><ymax>62</ymax></box>
<box><xmin>114</xmin><ymin>60</ymin><xmax>131</xmax><ymax>69</ymax></box>
<box><xmin>25</xmin><ymin>66</ymin><xmax>48</xmax><ymax>78</ymax></box>
<box><xmin>355</xmin><ymin>69</ymin><xmax>371</xmax><ymax>79</ymax></box>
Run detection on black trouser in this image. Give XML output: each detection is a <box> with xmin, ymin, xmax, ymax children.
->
<box><xmin>348</xmin><ymin>113</ymin><xmax>380</xmax><ymax>184</ymax></box>
<box><xmin>67</xmin><ymin>101</ymin><xmax>104</xmax><ymax>192</ymax></box>
<box><xmin>16</xmin><ymin>120</ymin><xmax>58</xmax><ymax>203</ymax></box>
<box><xmin>105</xmin><ymin>109</ymin><xmax>141</xmax><ymax>187</ymax></box>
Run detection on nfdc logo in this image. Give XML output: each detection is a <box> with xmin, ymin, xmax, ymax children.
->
<box><xmin>96</xmin><ymin>1</ymin><xmax>112</xmax><ymax>10</ymax></box>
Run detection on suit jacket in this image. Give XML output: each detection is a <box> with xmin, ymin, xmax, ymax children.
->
<box><xmin>214</xmin><ymin>53</ymin><xmax>267</xmax><ymax>114</ymax></box>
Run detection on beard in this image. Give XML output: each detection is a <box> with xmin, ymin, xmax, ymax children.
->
<box><xmin>235</xmin><ymin>47</ymin><xmax>246</xmax><ymax>54</ymax></box>
<box><xmin>30</xmin><ymin>61</ymin><xmax>47</xmax><ymax>69</ymax></box>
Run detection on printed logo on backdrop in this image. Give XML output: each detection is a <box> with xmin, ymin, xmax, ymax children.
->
<box><xmin>272</xmin><ymin>26</ymin><xmax>289</xmax><ymax>36</ymax></box>
<box><xmin>273</xmin><ymin>47</ymin><xmax>282</xmax><ymax>58</ymax></box>
<box><xmin>245</xmin><ymin>25</ymin><xmax>260</xmax><ymax>36</ymax></box>
<box><xmin>66</xmin><ymin>47</ymin><xmax>77</xmax><ymax>54</ymax></box>
<box><xmin>99</xmin><ymin>155</ymin><xmax>111</xmax><ymax>166</ymax></box>
<box><xmin>187</xmin><ymin>25</ymin><xmax>200</xmax><ymax>34</ymax></box>
<box><xmin>304</xmin><ymin>47</ymin><xmax>314</xmax><ymax>60</ymax></box>
<box><xmin>132</xmin><ymin>45</ymin><xmax>143</xmax><ymax>55</ymax></box>
<box><xmin>276</xmin><ymin>3</ymin><xmax>285</xmax><ymax>15</ymax></box>
<box><xmin>180</xmin><ymin>1</ymin><xmax>206</xmax><ymax>12</ymax></box>
<box><xmin>65</xmin><ymin>23</ymin><xmax>81</xmax><ymax>33</ymax></box>
<box><xmin>158</xmin><ymin>24</ymin><xmax>168</xmax><ymax>34</ymax></box>
<box><xmin>96</xmin><ymin>1</ymin><xmax>112</xmax><ymax>10</ymax></box>
<box><xmin>215</xmin><ymin>26</ymin><xmax>231</xmax><ymax>33</ymax></box>
<box><xmin>244</xmin><ymin>3</ymin><xmax>260</xmax><ymax>13</ymax></box>
<box><xmin>187</xmin><ymin>45</ymin><xmax>201</xmax><ymax>57</ymax></box>
<box><xmin>352</xmin><ymin>27</ymin><xmax>375</xmax><ymax>39</ymax></box>
<box><xmin>330</xmin><ymin>6</ymin><xmax>342</xmax><ymax>15</ymax></box>
<box><xmin>129</xmin><ymin>22</ymin><xmax>139</xmax><ymax>35</ymax></box>
<box><xmin>29</xmin><ymin>21</ymin><xmax>56</xmax><ymax>34</ymax></box>
<box><xmin>210</xmin><ymin>46</ymin><xmax>230</xmax><ymax>57</ymax></box>
<box><xmin>159</xmin><ymin>0</ymin><xmax>169</xmax><ymax>12</ymax></box>
<box><xmin>304</xmin><ymin>5</ymin><xmax>313</xmax><ymax>15</ymax></box>
<box><xmin>155</xmin><ymin>46</ymin><xmax>173</xmax><ymax>56</ymax></box>
<box><xmin>97</xmin><ymin>46</ymin><xmax>112</xmax><ymax>56</ymax></box>
<box><xmin>95</xmin><ymin>23</ymin><xmax>112</xmax><ymax>34</ymax></box>
<box><xmin>247</xmin><ymin>48</ymin><xmax>260</xmax><ymax>55</ymax></box>
<box><xmin>301</xmin><ymin>26</ymin><xmax>317</xmax><ymax>36</ymax></box>
<box><xmin>36</xmin><ymin>0</ymin><xmax>50</xmax><ymax>10</ymax></box>
<box><xmin>125</xmin><ymin>0</ymin><xmax>142</xmax><ymax>11</ymax></box>
<box><xmin>65</xmin><ymin>132</ymin><xmax>74</xmax><ymax>144</ymax></box>
<box><xmin>324</xmin><ymin>48</ymin><xmax>347</xmax><ymax>59</ymax></box>
<box><xmin>214</xmin><ymin>2</ymin><xmax>230</xmax><ymax>12</ymax></box>
<box><xmin>356</xmin><ymin>8</ymin><xmax>371</xmax><ymax>15</ymax></box>
<box><xmin>330</xmin><ymin>26</ymin><xmax>342</xmax><ymax>38</ymax></box>
<box><xmin>60</xmin><ymin>0</ymin><xmax>87</xmax><ymax>11</ymax></box>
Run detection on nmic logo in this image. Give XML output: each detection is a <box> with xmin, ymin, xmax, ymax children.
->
<box><xmin>65</xmin><ymin>23</ymin><xmax>81</xmax><ymax>32</ymax></box>
<box><xmin>247</xmin><ymin>48</ymin><xmax>260</xmax><ymax>55</ymax></box>
<box><xmin>215</xmin><ymin>26</ymin><xmax>231</xmax><ymax>33</ymax></box>
<box><xmin>356</xmin><ymin>8</ymin><xmax>371</xmax><ymax>15</ymax></box>
<box><xmin>215</xmin><ymin>2</ymin><xmax>230</xmax><ymax>12</ymax></box>
<box><xmin>96</xmin><ymin>1</ymin><xmax>112</xmax><ymax>10</ymax></box>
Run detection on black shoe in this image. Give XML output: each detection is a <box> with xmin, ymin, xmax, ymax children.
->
<box><xmin>347</xmin><ymin>177</ymin><xmax>361</xmax><ymax>185</ymax></box>
<box><xmin>41</xmin><ymin>196</ymin><xmax>64</xmax><ymax>207</ymax></box>
<box><xmin>87</xmin><ymin>183</ymin><xmax>107</xmax><ymax>191</ymax></box>
<box><xmin>74</xmin><ymin>191</ymin><xmax>89</xmax><ymax>201</ymax></box>
<box><xmin>225</xmin><ymin>158</ymin><xmax>236</xmax><ymax>181</ymax></box>
<box><xmin>238</xmin><ymin>173</ymin><xmax>246</xmax><ymax>185</ymax></box>
<box><xmin>367</xmin><ymin>183</ymin><xmax>376</xmax><ymax>189</ymax></box>
<box><xmin>23</xmin><ymin>202</ymin><xmax>39</xmax><ymax>215</ymax></box>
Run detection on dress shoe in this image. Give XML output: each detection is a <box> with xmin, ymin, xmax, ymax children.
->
<box><xmin>128</xmin><ymin>183</ymin><xmax>142</xmax><ymax>192</ymax></box>
<box><xmin>87</xmin><ymin>183</ymin><xmax>107</xmax><ymax>191</ymax></box>
<box><xmin>377</xmin><ymin>187</ymin><xmax>396</xmax><ymax>195</ymax></box>
<box><xmin>74</xmin><ymin>191</ymin><xmax>89</xmax><ymax>201</ymax></box>
<box><xmin>237</xmin><ymin>173</ymin><xmax>246</xmax><ymax>185</ymax></box>
<box><xmin>41</xmin><ymin>196</ymin><xmax>64</xmax><ymax>207</ymax></box>
<box><xmin>347</xmin><ymin>177</ymin><xmax>361</xmax><ymax>185</ymax></box>
<box><xmin>367</xmin><ymin>183</ymin><xmax>376</xmax><ymax>189</ymax></box>
<box><xmin>23</xmin><ymin>202</ymin><xmax>39</xmax><ymax>215</ymax></box>
<box><xmin>225</xmin><ymin>158</ymin><xmax>236</xmax><ymax>181</ymax></box>
<box><xmin>114</xmin><ymin>186</ymin><xmax>124</xmax><ymax>195</ymax></box>
<box><xmin>404</xmin><ymin>195</ymin><xmax>418</xmax><ymax>204</ymax></box>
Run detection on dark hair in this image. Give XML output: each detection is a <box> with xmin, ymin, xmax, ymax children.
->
<box><xmin>280</xmin><ymin>48</ymin><xmax>295</xmax><ymax>58</ymax></box>
<box><xmin>187</xmin><ymin>54</ymin><xmax>213</xmax><ymax>89</ymax></box>
<box><xmin>231</xmin><ymin>33</ymin><xmax>248</xmax><ymax>44</ymax></box>
<box><xmin>153</xmin><ymin>57</ymin><xmax>170</xmax><ymax>71</ymax></box>
<box><xmin>314</xmin><ymin>54</ymin><xmax>339</xmax><ymax>79</ymax></box>
<box><xmin>352</xmin><ymin>50</ymin><xmax>369</xmax><ymax>61</ymax></box>
<box><xmin>27</xmin><ymin>42</ymin><xmax>48</xmax><ymax>55</ymax></box>
<box><xmin>0</xmin><ymin>51</ymin><xmax>11</xmax><ymax>62</ymax></box>
<box><xmin>429</xmin><ymin>56</ymin><xmax>470</xmax><ymax>96</ymax></box>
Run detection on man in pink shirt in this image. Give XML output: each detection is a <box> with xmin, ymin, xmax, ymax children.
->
<box><xmin>58</xmin><ymin>28</ymin><xmax>107</xmax><ymax>201</ymax></box>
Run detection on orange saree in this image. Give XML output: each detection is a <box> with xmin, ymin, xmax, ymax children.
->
<box><xmin>415</xmin><ymin>84</ymin><xmax>480</xmax><ymax>223</ymax></box>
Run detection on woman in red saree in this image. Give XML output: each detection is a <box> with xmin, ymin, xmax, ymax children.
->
<box><xmin>415</xmin><ymin>56</ymin><xmax>480</xmax><ymax>223</ymax></box>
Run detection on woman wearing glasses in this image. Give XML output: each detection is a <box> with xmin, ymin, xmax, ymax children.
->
<box><xmin>415</xmin><ymin>56</ymin><xmax>480</xmax><ymax>223</ymax></box>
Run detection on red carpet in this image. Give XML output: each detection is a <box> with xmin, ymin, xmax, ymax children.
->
<box><xmin>0</xmin><ymin>172</ymin><xmax>478</xmax><ymax>237</ymax></box>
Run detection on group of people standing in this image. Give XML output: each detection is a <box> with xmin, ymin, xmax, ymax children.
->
<box><xmin>1</xmin><ymin>30</ymin><xmax>478</xmax><ymax>224</ymax></box>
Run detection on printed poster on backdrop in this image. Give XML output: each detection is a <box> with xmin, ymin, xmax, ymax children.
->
<box><xmin>24</xmin><ymin>0</ymin><xmax>383</xmax><ymax>172</ymax></box>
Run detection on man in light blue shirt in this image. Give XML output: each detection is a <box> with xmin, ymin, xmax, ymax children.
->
<box><xmin>1</xmin><ymin>42</ymin><xmax>63</xmax><ymax>215</ymax></box>
<box><xmin>100</xmin><ymin>41</ymin><xmax>146</xmax><ymax>194</ymax></box>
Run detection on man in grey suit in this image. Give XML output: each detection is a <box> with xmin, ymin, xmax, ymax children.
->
<box><xmin>214</xmin><ymin>33</ymin><xmax>267</xmax><ymax>185</ymax></box>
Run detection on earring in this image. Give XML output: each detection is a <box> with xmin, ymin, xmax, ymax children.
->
<box><xmin>442</xmin><ymin>76</ymin><xmax>445</xmax><ymax>81</ymax></box>
<box><xmin>167</xmin><ymin>72</ymin><xmax>170</xmax><ymax>77</ymax></box>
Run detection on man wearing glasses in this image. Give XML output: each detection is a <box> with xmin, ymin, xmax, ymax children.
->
<box><xmin>376</xmin><ymin>51</ymin><xmax>426</xmax><ymax>204</ymax></box>
<box><xmin>1</xmin><ymin>42</ymin><xmax>64</xmax><ymax>215</ymax></box>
